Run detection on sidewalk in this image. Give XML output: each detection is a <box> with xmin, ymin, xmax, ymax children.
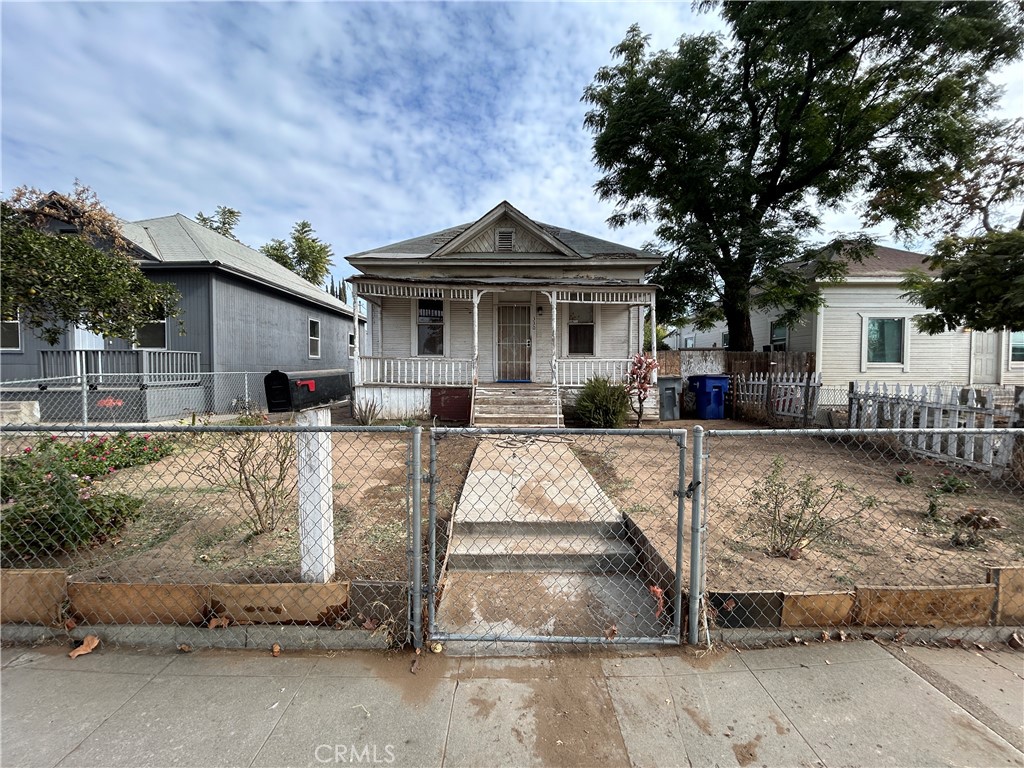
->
<box><xmin>2</xmin><ymin>639</ymin><xmax>1021</xmax><ymax>767</ymax></box>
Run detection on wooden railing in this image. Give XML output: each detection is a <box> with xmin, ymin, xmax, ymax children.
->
<box><xmin>39</xmin><ymin>350</ymin><xmax>201</xmax><ymax>386</ymax></box>
<box><xmin>556</xmin><ymin>358</ymin><xmax>632</xmax><ymax>387</ymax></box>
<box><xmin>360</xmin><ymin>357</ymin><xmax>473</xmax><ymax>386</ymax></box>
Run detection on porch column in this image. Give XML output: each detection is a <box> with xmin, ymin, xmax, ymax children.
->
<box><xmin>649</xmin><ymin>296</ymin><xmax>658</xmax><ymax>383</ymax></box>
<box><xmin>472</xmin><ymin>290</ymin><xmax>481</xmax><ymax>386</ymax></box>
<box><xmin>351</xmin><ymin>282</ymin><xmax>361</xmax><ymax>386</ymax></box>
<box><xmin>543</xmin><ymin>291</ymin><xmax>557</xmax><ymax>386</ymax></box>
<box><xmin>637</xmin><ymin>305</ymin><xmax>644</xmax><ymax>356</ymax></box>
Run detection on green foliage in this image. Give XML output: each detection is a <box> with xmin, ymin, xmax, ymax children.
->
<box><xmin>933</xmin><ymin>471</ymin><xmax>972</xmax><ymax>494</ymax></box>
<box><xmin>747</xmin><ymin>456</ymin><xmax>877</xmax><ymax>558</ymax></box>
<box><xmin>195</xmin><ymin>206</ymin><xmax>241</xmax><ymax>240</ymax></box>
<box><xmin>0</xmin><ymin>440</ymin><xmax>157</xmax><ymax>564</ymax></box>
<box><xmin>895</xmin><ymin>468</ymin><xmax>914</xmax><ymax>486</ymax></box>
<box><xmin>1</xmin><ymin>185</ymin><xmax>182</xmax><ymax>347</ymax></box>
<box><xmin>574</xmin><ymin>377</ymin><xmax>630</xmax><ymax>428</ymax></box>
<box><xmin>260</xmin><ymin>220</ymin><xmax>335</xmax><ymax>286</ymax></box>
<box><xmin>901</xmin><ymin>229</ymin><xmax>1024</xmax><ymax>334</ymax></box>
<box><xmin>352</xmin><ymin>398</ymin><xmax>381</xmax><ymax>426</ymax></box>
<box><xmin>582</xmin><ymin>4</ymin><xmax>1024</xmax><ymax>349</ymax></box>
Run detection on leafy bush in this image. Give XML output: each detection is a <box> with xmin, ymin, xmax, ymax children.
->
<box><xmin>933</xmin><ymin>470</ymin><xmax>971</xmax><ymax>494</ymax></box>
<box><xmin>1</xmin><ymin>465</ymin><xmax>144</xmax><ymax>565</ymax></box>
<box><xmin>574</xmin><ymin>377</ymin><xmax>630</xmax><ymax>428</ymax></box>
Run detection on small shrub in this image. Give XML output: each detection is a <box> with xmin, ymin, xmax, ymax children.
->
<box><xmin>574</xmin><ymin>377</ymin><xmax>629</xmax><ymax>428</ymax></box>
<box><xmin>352</xmin><ymin>398</ymin><xmax>381</xmax><ymax>426</ymax></box>
<box><xmin>895</xmin><ymin>467</ymin><xmax>914</xmax><ymax>485</ymax></box>
<box><xmin>747</xmin><ymin>455</ymin><xmax>877</xmax><ymax>558</ymax></box>
<box><xmin>933</xmin><ymin>470</ymin><xmax>971</xmax><ymax>494</ymax></box>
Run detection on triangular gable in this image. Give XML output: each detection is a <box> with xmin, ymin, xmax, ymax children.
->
<box><xmin>429</xmin><ymin>201</ymin><xmax>582</xmax><ymax>258</ymax></box>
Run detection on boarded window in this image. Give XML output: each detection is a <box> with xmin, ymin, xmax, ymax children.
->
<box><xmin>417</xmin><ymin>299</ymin><xmax>444</xmax><ymax>356</ymax></box>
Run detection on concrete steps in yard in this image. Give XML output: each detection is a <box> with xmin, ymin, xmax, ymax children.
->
<box><xmin>472</xmin><ymin>385</ymin><xmax>563</xmax><ymax>428</ymax></box>
<box><xmin>446</xmin><ymin>524</ymin><xmax>638</xmax><ymax>573</ymax></box>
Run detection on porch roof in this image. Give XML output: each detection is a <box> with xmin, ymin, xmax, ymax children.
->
<box><xmin>349</xmin><ymin>275</ymin><xmax>658</xmax><ymax>304</ymax></box>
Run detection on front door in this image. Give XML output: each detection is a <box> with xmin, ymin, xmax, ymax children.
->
<box><xmin>972</xmin><ymin>331</ymin><xmax>999</xmax><ymax>384</ymax></box>
<box><xmin>496</xmin><ymin>305</ymin><xmax>531</xmax><ymax>382</ymax></box>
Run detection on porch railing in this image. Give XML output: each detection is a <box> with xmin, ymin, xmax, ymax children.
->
<box><xmin>557</xmin><ymin>358</ymin><xmax>632</xmax><ymax>387</ymax></box>
<box><xmin>39</xmin><ymin>350</ymin><xmax>201</xmax><ymax>386</ymax></box>
<box><xmin>360</xmin><ymin>356</ymin><xmax>474</xmax><ymax>386</ymax></box>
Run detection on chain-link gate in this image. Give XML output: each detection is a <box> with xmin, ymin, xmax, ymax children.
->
<box><xmin>423</xmin><ymin>427</ymin><xmax>688</xmax><ymax>646</ymax></box>
<box><xmin>692</xmin><ymin>426</ymin><xmax>1024</xmax><ymax>646</ymax></box>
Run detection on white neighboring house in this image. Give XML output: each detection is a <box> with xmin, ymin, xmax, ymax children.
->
<box><xmin>671</xmin><ymin>245</ymin><xmax>1024</xmax><ymax>387</ymax></box>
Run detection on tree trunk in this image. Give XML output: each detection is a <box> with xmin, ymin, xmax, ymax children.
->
<box><xmin>723</xmin><ymin>283</ymin><xmax>755</xmax><ymax>351</ymax></box>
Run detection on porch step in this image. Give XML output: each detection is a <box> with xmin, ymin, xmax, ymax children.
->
<box><xmin>446</xmin><ymin>531</ymin><xmax>637</xmax><ymax>573</ymax></box>
<box><xmin>471</xmin><ymin>385</ymin><xmax>563</xmax><ymax>428</ymax></box>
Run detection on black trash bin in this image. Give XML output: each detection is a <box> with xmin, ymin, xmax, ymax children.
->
<box><xmin>688</xmin><ymin>375</ymin><xmax>730</xmax><ymax>420</ymax></box>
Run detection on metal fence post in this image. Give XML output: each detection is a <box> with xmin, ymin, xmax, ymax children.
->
<box><xmin>672</xmin><ymin>431</ymin><xmax>687</xmax><ymax>644</ymax></box>
<box><xmin>688</xmin><ymin>425</ymin><xmax>704</xmax><ymax>645</ymax></box>
<box><xmin>410</xmin><ymin>426</ymin><xmax>424</xmax><ymax>649</ymax></box>
<box><xmin>79</xmin><ymin>351</ymin><xmax>89</xmax><ymax>427</ymax></box>
<box><xmin>427</xmin><ymin>429</ymin><xmax>438</xmax><ymax>636</ymax></box>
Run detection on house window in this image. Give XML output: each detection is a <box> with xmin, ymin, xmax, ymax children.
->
<box><xmin>1</xmin><ymin>313</ymin><xmax>20</xmax><ymax>351</ymax></box>
<box><xmin>770</xmin><ymin>322</ymin><xmax>788</xmax><ymax>352</ymax></box>
<box><xmin>867</xmin><ymin>318</ymin><xmax>904</xmax><ymax>363</ymax></box>
<box><xmin>567</xmin><ymin>304</ymin><xmax>595</xmax><ymax>355</ymax></box>
<box><xmin>417</xmin><ymin>299</ymin><xmax>444</xmax><ymax>356</ymax></box>
<box><xmin>1011</xmin><ymin>331</ymin><xmax>1024</xmax><ymax>363</ymax></box>
<box><xmin>135</xmin><ymin>319</ymin><xmax>167</xmax><ymax>349</ymax></box>
<box><xmin>349</xmin><ymin>333</ymin><xmax>356</xmax><ymax>355</ymax></box>
<box><xmin>684</xmin><ymin>336</ymin><xmax>696</xmax><ymax>349</ymax></box>
<box><xmin>721</xmin><ymin>332</ymin><xmax>729</xmax><ymax>349</ymax></box>
<box><xmin>308</xmin><ymin>319</ymin><xmax>321</xmax><ymax>359</ymax></box>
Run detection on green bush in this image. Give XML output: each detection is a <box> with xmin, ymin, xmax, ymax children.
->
<box><xmin>574</xmin><ymin>377</ymin><xmax>630</xmax><ymax>428</ymax></box>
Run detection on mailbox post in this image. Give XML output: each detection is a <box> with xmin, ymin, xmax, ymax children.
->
<box><xmin>264</xmin><ymin>370</ymin><xmax>352</xmax><ymax>583</ymax></box>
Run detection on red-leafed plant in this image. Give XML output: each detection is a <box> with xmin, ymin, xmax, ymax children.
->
<box><xmin>625</xmin><ymin>353</ymin><xmax>658</xmax><ymax>427</ymax></box>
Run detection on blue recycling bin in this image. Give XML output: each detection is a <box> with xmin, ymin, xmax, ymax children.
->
<box><xmin>688</xmin><ymin>375</ymin><xmax>730</xmax><ymax>419</ymax></box>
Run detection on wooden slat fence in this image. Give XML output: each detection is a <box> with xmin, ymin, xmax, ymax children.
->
<box><xmin>848</xmin><ymin>382</ymin><xmax>1023</xmax><ymax>477</ymax></box>
<box><xmin>734</xmin><ymin>372</ymin><xmax>823</xmax><ymax>423</ymax></box>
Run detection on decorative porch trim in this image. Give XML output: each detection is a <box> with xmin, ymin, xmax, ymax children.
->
<box><xmin>554</xmin><ymin>289</ymin><xmax>653</xmax><ymax>305</ymax></box>
<box><xmin>351</xmin><ymin>281</ymin><xmax>473</xmax><ymax>301</ymax></box>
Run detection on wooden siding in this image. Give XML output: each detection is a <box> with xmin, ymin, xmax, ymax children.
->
<box><xmin>357</xmin><ymin>386</ymin><xmax>430</xmax><ymax>419</ymax></box>
<box><xmin>819</xmin><ymin>285</ymin><xmax>971</xmax><ymax>386</ymax></box>
<box><xmin>458</xmin><ymin>216</ymin><xmax>551</xmax><ymax>254</ymax></box>
<box><xmin>212</xmin><ymin>274</ymin><xmax>353</xmax><ymax>373</ymax></box>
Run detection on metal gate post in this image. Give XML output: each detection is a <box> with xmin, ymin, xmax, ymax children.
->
<box><xmin>426</xmin><ymin>429</ymin><xmax>438</xmax><ymax>636</ymax></box>
<box><xmin>672</xmin><ymin>431</ymin><xmax>687</xmax><ymax>644</ymax></box>
<box><xmin>410</xmin><ymin>426</ymin><xmax>424</xmax><ymax>649</ymax></box>
<box><xmin>688</xmin><ymin>425</ymin><xmax>704</xmax><ymax>645</ymax></box>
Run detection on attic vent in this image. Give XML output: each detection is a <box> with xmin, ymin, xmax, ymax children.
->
<box><xmin>495</xmin><ymin>228</ymin><xmax>515</xmax><ymax>252</ymax></box>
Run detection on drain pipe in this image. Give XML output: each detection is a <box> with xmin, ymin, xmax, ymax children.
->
<box><xmin>688</xmin><ymin>425</ymin><xmax>704</xmax><ymax>645</ymax></box>
<box><xmin>410</xmin><ymin>426</ymin><xmax>423</xmax><ymax>650</ymax></box>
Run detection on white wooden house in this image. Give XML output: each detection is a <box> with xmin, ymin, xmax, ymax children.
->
<box><xmin>346</xmin><ymin>201</ymin><xmax>661</xmax><ymax>424</ymax></box>
<box><xmin>672</xmin><ymin>245</ymin><xmax>1024</xmax><ymax>388</ymax></box>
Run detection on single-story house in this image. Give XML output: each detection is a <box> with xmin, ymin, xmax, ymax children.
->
<box><xmin>2</xmin><ymin>211</ymin><xmax>364</xmax><ymax>421</ymax></box>
<box><xmin>671</xmin><ymin>245</ymin><xmax>1023</xmax><ymax>387</ymax></box>
<box><xmin>346</xmin><ymin>201</ymin><xmax>661</xmax><ymax>425</ymax></box>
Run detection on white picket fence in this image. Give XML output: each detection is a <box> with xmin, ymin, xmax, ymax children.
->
<box><xmin>848</xmin><ymin>382</ymin><xmax>1023</xmax><ymax>476</ymax></box>
<box><xmin>735</xmin><ymin>372</ymin><xmax>822</xmax><ymax>421</ymax></box>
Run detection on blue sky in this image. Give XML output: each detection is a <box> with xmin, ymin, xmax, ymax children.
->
<box><xmin>2</xmin><ymin>2</ymin><xmax>1021</xmax><ymax>287</ymax></box>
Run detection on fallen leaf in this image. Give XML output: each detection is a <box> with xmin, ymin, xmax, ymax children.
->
<box><xmin>410</xmin><ymin>656</ymin><xmax>420</xmax><ymax>675</ymax></box>
<box><xmin>361</xmin><ymin>617</ymin><xmax>380</xmax><ymax>631</ymax></box>
<box><xmin>64</xmin><ymin>618</ymin><xmax>77</xmax><ymax>631</ymax></box>
<box><xmin>604</xmin><ymin>624</ymin><xmax>618</xmax><ymax>640</ymax></box>
<box><xmin>820</xmin><ymin>631</ymin><xmax>830</xmax><ymax>643</ymax></box>
<box><xmin>69</xmin><ymin>635</ymin><xmax>99</xmax><ymax>659</ymax></box>
<box><xmin>837</xmin><ymin>630</ymin><xmax>848</xmax><ymax>642</ymax></box>
<box><xmin>208</xmin><ymin>617</ymin><xmax>230</xmax><ymax>629</ymax></box>
<box><xmin>177</xmin><ymin>643</ymin><xmax>193</xmax><ymax>653</ymax></box>
<box><xmin>271</xmin><ymin>643</ymin><xmax>282</xmax><ymax>657</ymax></box>
<box><xmin>649</xmin><ymin>586</ymin><xmax>665</xmax><ymax>618</ymax></box>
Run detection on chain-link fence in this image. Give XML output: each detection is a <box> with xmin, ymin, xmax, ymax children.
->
<box><xmin>0</xmin><ymin>372</ymin><xmax>287</xmax><ymax>425</ymax></box>
<box><xmin>425</xmin><ymin>428</ymin><xmax>687</xmax><ymax>646</ymax></box>
<box><xmin>695</xmin><ymin>426</ymin><xmax>1024</xmax><ymax>646</ymax></box>
<box><xmin>0</xmin><ymin>423</ymin><xmax>412</xmax><ymax>649</ymax></box>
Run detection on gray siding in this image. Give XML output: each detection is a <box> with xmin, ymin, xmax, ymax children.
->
<box><xmin>211</xmin><ymin>273</ymin><xmax>353</xmax><ymax>373</ymax></box>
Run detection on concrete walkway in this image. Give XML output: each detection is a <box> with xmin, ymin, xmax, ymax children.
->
<box><xmin>3</xmin><ymin>640</ymin><xmax>1021</xmax><ymax>767</ymax></box>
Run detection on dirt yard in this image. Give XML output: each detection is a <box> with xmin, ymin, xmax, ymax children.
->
<box><xmin>577</xmin><ymin>419</ymin><xmax>1024</xmax><ymax>593</ymax></box>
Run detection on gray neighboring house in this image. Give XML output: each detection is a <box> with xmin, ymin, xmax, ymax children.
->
<box><xmin>1</xmin><ymin>213</ymin><xmax>363</xmax><ymax>421</ymax></box>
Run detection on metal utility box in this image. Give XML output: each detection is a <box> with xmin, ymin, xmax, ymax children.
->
<box><xmin>264</xmin><ymin>369</ymin><xmax>352</xmax><ymax>413</ymax></box>
<box><xmin>658</xmin><ymin>376</ymin><xmax>681</xmax><ymax>421</ymax></box>
<box><xmin>688</xmin><ymin>374</ymin><xmax>730</xmax><ymax>420</ymax></box>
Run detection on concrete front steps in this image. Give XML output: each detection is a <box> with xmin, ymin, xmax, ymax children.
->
<box><xmin>471</xmin><ymin>385</ymin><xmax>563</xmax><ymax>428</ymax></box>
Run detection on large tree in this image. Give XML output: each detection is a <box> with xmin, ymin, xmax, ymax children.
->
<box><xmin>583</xmin><ymin>2</ymin><xmax>1024</xmax><ymax>350</ymax></box>
<box><xmin>1</xmin><ymin>183</ymin><xmax>181</xmax><ymax>346</ymax></box>
<box><xmin>900</xmin><ymin>118</ymin><xmax>1024</xmax><ymax>334</ymax></box>
<box><xmin>260</xmin><ymin>220</ymin><xmax>335</xmax><ymax>286</ymax></box>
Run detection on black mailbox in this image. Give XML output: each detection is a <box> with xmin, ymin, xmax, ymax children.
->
<box><xmin>264</xmin><ymin>369</ymin><xmax>352</xmax><ymax>413</ymax></box>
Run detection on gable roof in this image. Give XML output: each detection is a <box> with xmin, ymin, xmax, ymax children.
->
<box><xmin>123</xmin><ymin>214</ymin><xmax>353</xmax><ymax>316</ymax></box>
<box><xmin>346</xmin><ymin>202</ymin><xmax>659</xmax><ymax>264</ymax></box>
